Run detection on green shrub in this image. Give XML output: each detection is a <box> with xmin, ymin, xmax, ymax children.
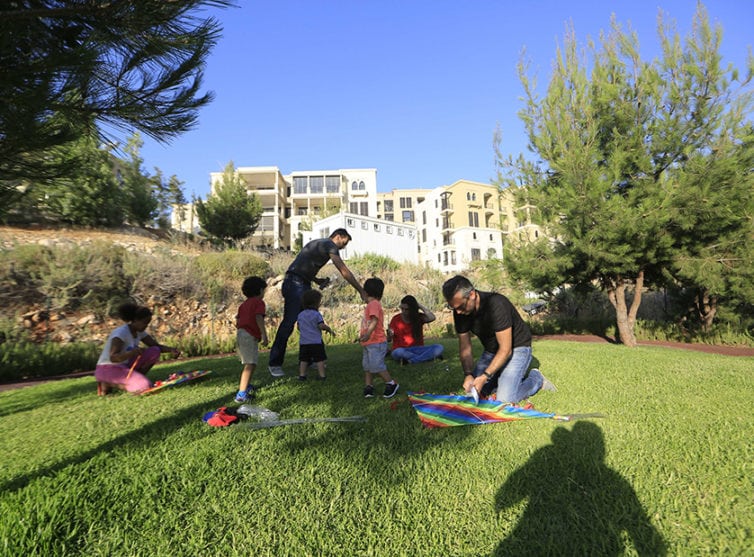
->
<box><xmin>0</xmin><ymin>341</ymin><xmax>99</xmax><ymax>382</ymax></box>
<box><xmin>193</xmin><ymin>250</ymin><xmax>270</xmax><ymax>282</ymax></box>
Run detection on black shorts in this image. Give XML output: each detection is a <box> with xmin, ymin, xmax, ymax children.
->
<box><xmin>299</xmin><ymin>343</ymin><xmax>327</xmax><ymax>363</ymax></box>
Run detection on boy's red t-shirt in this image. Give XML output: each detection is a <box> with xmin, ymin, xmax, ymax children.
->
<box><xmin>360</xmin><ymin>299</ymin><xmax>386</xmax><ymax>345</ymax></box>
<box><xmin>236</xmin><ymin>297</ymin><xmax>265</xmax><ymax>340</ymax></box>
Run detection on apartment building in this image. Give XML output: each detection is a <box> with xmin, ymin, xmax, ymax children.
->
<box><xmin>175</xmin><ymin>165</ymin><xmax>542</xmax><ymax>272</ymax></box>
<box><xmin>375</xmin><ymin>188</ymin><xmax>431</xmax><ymax>224</ymax></box>
<box><xmin>285</xmin><ymin>168</ymin><xmax>378</xmax><ymax>248</ymax></box>
<box><xmin>417</xmin><ymin>179</ymin><xmax>506</xmax><ymax>273</ymax></box>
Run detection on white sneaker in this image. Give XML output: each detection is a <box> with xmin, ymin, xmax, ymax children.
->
<box><xmin>268</xmin><ymin>365</ymin><xmax>285</xmax><ymax>377</ymax></box>
<box><xmin>540</xmin><ymin>373</ymin><xmax>558</xmax><ymax>392</ymax></box>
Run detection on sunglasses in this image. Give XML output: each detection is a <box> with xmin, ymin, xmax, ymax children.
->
<box><xmin>447</xmin><ymin>291</ymin><xmax>473</xmax><ymax>312</ymax></box>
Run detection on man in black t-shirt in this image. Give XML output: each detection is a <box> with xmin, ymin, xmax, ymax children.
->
<box><xmin>267</xmin><ymin>228</ymin><xmax>367</xmax><ymax>376</ymax></box>
<box><xmin>442</xmin><ymin>275</ymin><xmax>556</xmax><ymax>403</ymax></box>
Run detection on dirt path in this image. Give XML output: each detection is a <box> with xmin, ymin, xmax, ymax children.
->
<box><xmin>1</xmin><ymin>337</ymin><xmax>751</xmax><ymax>393</ymax></box>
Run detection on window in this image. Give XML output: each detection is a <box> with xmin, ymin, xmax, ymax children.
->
<box><xmin>321</xmin><ymin>227</ymin><xmax>330</xmax><ymax>238</ymax></box>
<box><xmin>451</xmin><ymin>252</ymin><xmax>456</xmax><ymax>265</ymax></box>
<box><xmin>325</xmin><ymin>176</ymin><xmax>340</xmax><ymax>193</ymax></box>
<box><xmin>360</xmin><ymin>202</ymin><xmax>368</xmax><ymax>216</ymax></box>
<box><xmin>361</xmin><ymin>221</ymin><xmax>368</xmax><ymax>230</ymax></box>
<box><xmin>385</xmin><ymin>213</ymin><xmax>394</xmax><ymax>221</ymax></box>
<box><xmin>472</xmin><ymin>232</ymin><xmax>477</xmax><ymax>240</ymax></box>
<box><xmin>468</xmin><ymin>212</ymin><xmax>479</xmax><ymax>227</ymax></box>
<box><xmin>490</xmin><ymin>234</ymin><xmax>494</xmax><ymax>240</ymax></box>
<box><xmin>466</xmin><ymin>192</ymin><xmax>477</xmax><ymax>201</ymax></box>
<box><xmin>384</xmin><ymin>200</ymin><xmax>393</xmax><ymax>212</ymax></box>
<box><xmin>471</xmin><ymin>248</ymin><xmax>481</xmax><ymax>261</ymax></box>
<box><xmin>443</xmin><ymin>252</ymin><xmax>448</xmax><ymax>265</ymax></box>
<box><xmin>351</xmin><ymin>181</ymin><xmax>358</xmax><ymax>191</ymax></box>
<box><xmin>350</xmin><ymin>202</ymin><xmax>358</xmax><ymax>214</ymax></box>
<box><xmin>397</xmin><ymin>228</ymin><xmax>404</xmax><ymax>236</ymax></box>
<box><xmin>408</xmin><ymin>230</ymin><xmax>415</xmax><ymax>239</ymax></box>
<box><xmin>386</xmin><ymin>225</ymin><xmax>393</xmax><ymax>234</ymax></box>
<box><xmin>293</xmin><ymin>177</ymin><xmax>307</xmax><ymax>194</ymax></box>
<box><xmin>374</xmin><ymin>223</ymin><xmax>381</xmax><ymax>232</ymax></box>
<box><xmin>310</xmin><ymin>176</ymin><xmax>324</xmax><ymax>194</ymax></box>
<box><xmin>422</xmin><ymin>229</ymin><xmax>426</xmax><ymax>242</ymax></box>
<box><xmin>358</xmin><ymin>180</ymin><xmax>366</xmax><ymax>190</ymax></box>
<box><xmin>346</xmin><ymin>218</ymin><xmax>355</xmax><ymax>227</ymax></box>
<box><xmin>402</xmin><ymin>210</ymin><xmax>414</xmax><ymax>222</ymax></box>
<box><xmin>422</xmin><ymin>211</ymin><xmax>426</xmax><ymax>225</ymax></box>
<box><xmin>297</xmin><ymin>207</ymin><xmax>307</xmax><ymax>216</ymax></box>
<box><xmin>400</xmin><ymin>197</ymin><xmax>412</xmax><ymax>208</ymax></box>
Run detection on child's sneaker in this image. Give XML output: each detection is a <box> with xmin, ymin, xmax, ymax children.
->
<box><xmin>363</xmin><ymin>385</ymin><xmax>375</xmax><ymax>398</ymax></box>
<box><xmin>234</xmin><ymin>390</ymin><xmax>249</xmax><ymax>403</ymax></box>
<box><xmin>383</xmin><ymin>382</ymin><xmax>399</xmax><ymax>399</ymax></box>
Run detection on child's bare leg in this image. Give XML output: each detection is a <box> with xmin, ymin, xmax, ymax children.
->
<box><xmin>299</xmin><ymin>361</ymin><xmax>308</xmax><ymax>378</ymax></box>
<box><xmin>378</xmin><ymin>370</ymin><xmax>393</xmax><ymax>384</ymax></box>
<box><xmin>238</xmin><ymin>364</ymin><xmax>254</xmax><ymax>393</ymax></box>
<box><xmin>317</xmin><ymin>361</ymin><xmax>326</xmax><ymax>378</ymax></box>
<box><xmin>364</xmin><ymin>371</ymin><xmax>373</xmax><ymax>386</ymax></box>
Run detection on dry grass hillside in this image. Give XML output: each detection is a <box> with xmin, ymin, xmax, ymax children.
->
<box><xmin>0</xmin><ymin>226</ymin><xmax>454</xmax><ymax>349</ymax></box>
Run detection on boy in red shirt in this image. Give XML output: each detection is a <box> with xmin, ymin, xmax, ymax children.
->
<box><xmin>235</xmin><ymin>276</ymin><xmax>269</xmax><ymax>402</ymax></box>
<box><xmin>359</xmin><ymin>277</ymin><xmax>399</xmax><ymax>398</ymax></box>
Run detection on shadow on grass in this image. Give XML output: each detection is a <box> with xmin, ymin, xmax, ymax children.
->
<box><xmin>493</xmin><ymin>422</ymin><xmax>666</xmax><ymax>556</ymax></box>
<box><xmin>0</xmin><ymin>392</ymin><xmax>231</xmax><ymax>494</ymax></box>
<box><xmin>0</xmin><ymin>380</ymin><xmax>94</xmax><ymax>418</ymax></box>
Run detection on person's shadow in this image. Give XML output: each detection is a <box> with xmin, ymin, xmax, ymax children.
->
<box><xmin>494</xmin><ymin>422</ymin><xmax>666</xmax><ymax>556</ymax></box>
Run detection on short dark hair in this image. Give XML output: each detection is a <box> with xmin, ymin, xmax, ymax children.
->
<box><xmin>330</xmin><ymin>228</ymin><xmax>352</xmax><ymax>241</ymax></box>
<box><xmin>301</xmin><ymin>289</ymin><xmax>323</xmax><ymax>309</ymax></box>
<box><xmin>117</xmin><ymin>302</ymin><xmax>152</xmax><ymax>322</ymax></box>
<box><xmin>364</xmin><ymin>277</ymin><xmax>384</xmax><ymax>300</ymax></box>
<box><xmin>442</xmin><ymin>275</ymin><xmax>473</xmax><ymax>301</ymax></box>
<box><xmin>242</xmin><ymin>276</ymin><xmax>267</xmax><ymax>298</ymax></box>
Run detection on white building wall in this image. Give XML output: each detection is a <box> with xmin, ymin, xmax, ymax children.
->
<box><xmin>303</xmin><ymin>212</ymin><xmax>418</xmax><ymax>264</ymax></box>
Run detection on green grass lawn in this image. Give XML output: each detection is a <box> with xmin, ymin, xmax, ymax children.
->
<box><xmin>1</xmin><ymin>339</ymin><xmax>752</xmax><ymax>556</ymax></box>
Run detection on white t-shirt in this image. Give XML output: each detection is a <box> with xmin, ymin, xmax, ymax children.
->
<box><xmin>97</xmin><ymin>324</ymin><xmax>146</xmax><ymax>365</ymax></box>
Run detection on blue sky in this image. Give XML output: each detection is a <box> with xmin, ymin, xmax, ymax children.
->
<box><xmin>138</xmin><ymin>0</ymin><xmax>753</xmax><ymax>199</ymax></box>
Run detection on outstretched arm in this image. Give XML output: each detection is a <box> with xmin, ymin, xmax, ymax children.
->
<box><xmin>330</xmin><ymin>253</ymin><xmax>368</xmax><ymax>302</ymax></box>
<box><xmin>142</xmin><ymin>334</ymin><xmax>181</xmax><ymax>357</ymax></box>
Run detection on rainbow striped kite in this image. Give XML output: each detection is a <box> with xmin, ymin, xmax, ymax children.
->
<box><xmin>407</xmin><ymin>392</ymin><xmax>601</xmax><ymax>428</ymax></box>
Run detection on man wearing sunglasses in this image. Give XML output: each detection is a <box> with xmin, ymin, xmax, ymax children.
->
<box><xmin>442</xmin><ymin>275</ymin><xmax>557</xmax><ymax>403</ymax></box>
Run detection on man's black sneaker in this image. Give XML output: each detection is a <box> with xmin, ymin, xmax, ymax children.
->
<box><xmin>364</xmin><ymin>385</ymin><xmax>375</xmax><ymax>398</ymax></box>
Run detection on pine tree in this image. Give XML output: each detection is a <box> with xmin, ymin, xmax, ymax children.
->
<box><xmin>499</xmin><ymin>5</ymin><xmax>753</xmax><ymax>345</ymax></box>
<box><xmin>195</xmin><ymin>161</ymin><xmax>263</xmax><ymax>245</ymax></box>
<box><xmin>0</xmin><ymin>0</ymin><xmax>233</xmax><ymax>190</ymax></box>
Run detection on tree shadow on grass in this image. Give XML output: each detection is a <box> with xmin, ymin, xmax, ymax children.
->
<box><xmin>493</xmin><ymin>422</ymin><xmax>666</xmax><ymax>556</ymax></box>
<box><xmin>0</xmin><ymin>380</ymin><xmax>94</xmax><ymax>418</ymax></box>
<box><xmin>0</xmin><ymin>392</ymin><xmax>230</xmax><ymax>494</ymax></box>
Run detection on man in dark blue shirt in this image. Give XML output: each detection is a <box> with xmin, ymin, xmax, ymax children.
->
<box><xmin>442</xmin><ymin>275</ymin><xmax>556</xmax><ymax>403</ymax></box>
<box><xmin>268</xmin><ymin>228</ymin><xmax>367</xmax><ymax>376</ymax></box>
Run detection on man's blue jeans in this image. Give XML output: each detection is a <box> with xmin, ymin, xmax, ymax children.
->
<box><xmin>473</xmin><ymin>346</ymin><xmax>542</xmax><ymax>403</ymax></box>
<box><xmin>269</xmin><ymin>274</ymin><xmax>310</xmax><ymax>367</ymax></box>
